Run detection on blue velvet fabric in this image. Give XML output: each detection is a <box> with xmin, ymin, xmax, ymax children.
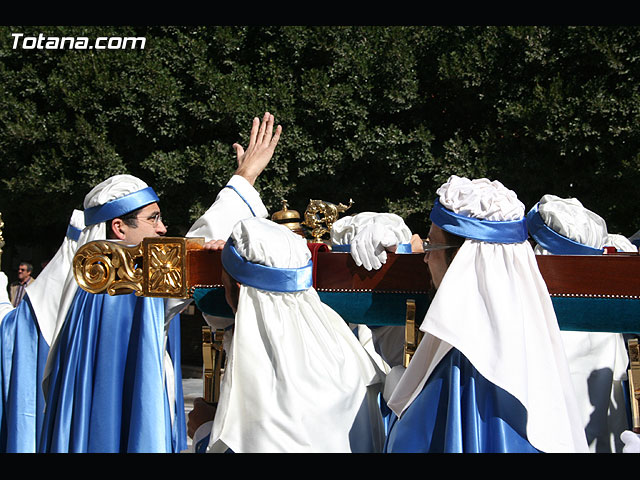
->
<box><xmin>0</xmin><ymin>296</ymin><xmax>49</xmax><ymax>452</ymax></box>
<box><xmin>385</xmin><ymin>349</ymin><xmax>540</xmax><ymax>453</ymax></box>
<box><xmin>38</xmin><ymin>290</ymin><xmax>186</xmax><ymax>453</ymax></box>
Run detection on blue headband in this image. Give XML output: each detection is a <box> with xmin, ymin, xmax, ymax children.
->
<box><xmin>66</xmin><ymin>224</ymin><xmax>82</xmax><ymax>242</ymax></box>
<box><xmin>221</xmin><ymin>239</ymin><xmax>313</xmax><ymax>293</ymax></box>
<box><xmin>331</xmin><ymin>243</ymin><xmax>413</xmax><ymax>254</ymax></box>
<box><xmin>526</xmin><ymin>203</ymin><xmax>604</xmax><ymax>255</ymax></box>
<box><xmin>83</xmin><ymin>187</ymin><xmax>159</xmax><ymax>226</ymax></box>
<box><xmin>430</xmin><ymin>198</ymin><xmax>528</xmax><ymax>244</ymax></box>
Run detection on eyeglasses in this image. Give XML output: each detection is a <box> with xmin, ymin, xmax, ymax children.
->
<box><xmin>137</xmin><ymin>212</ymin><xmax>164</xmax><ymax>227</ymax></box>
<box><xmin>422</xmin><ymin>239</ymin><xmax>459</xmax><ymax>252</ymax></box>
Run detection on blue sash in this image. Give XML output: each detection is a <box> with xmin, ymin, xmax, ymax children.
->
<box><xmin>430</xmin><ymin>199</ymin><xmax>528</xmax><ymax>243</ymax></box>
<box><xmin>84</xmin><ymin>187</ymin><xmax>159</xmax><ymax>226</ymax></box>
<box><xmin>526</xmin><ymin>203</ymin><xmax>604</xmax><ymax>255</ymax></box>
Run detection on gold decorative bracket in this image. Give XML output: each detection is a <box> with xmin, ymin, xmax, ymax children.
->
<box><xmin>629</xmin><ymin>338</ymin><xmax>640</xmax><ymax>433</ymax></box>
<box><xmin>403</xmin><ymin>299</ymin><xmax>423</xmax><ymax>367</ymax></box>
<box><xmin>73</xmin><ymin>236</ymin><xmax>205</xmax><ymax>298</ymax></box>
<box><xmin>202</xmin><ymin>326</ymin><xmax>225</xmax><ymax>405</ymax></box>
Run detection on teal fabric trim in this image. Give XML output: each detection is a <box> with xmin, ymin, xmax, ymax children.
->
<box><xmin>191</xmin><ymin>288</ymin><xmax>640</xmax><ymax>334</ymax></box>
<box><xmin>317</xmin><ymin>292</ymin><xmax>430</xmax><ymax>326</ymax></box>
<box><xmin>192</xmin><ymin>288</ymin><xmax>234</xmax><ymax>318</ymax></box>
<box><xmin>551</xmin><ymin>296</ymin><xmax>640</xmax><ymax>334</ymax></box>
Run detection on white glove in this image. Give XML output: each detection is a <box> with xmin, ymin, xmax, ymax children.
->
<box><xmin>351</xmin><ymin>222</ymin><xmax>400</xmax><ymax>271</ymax></box>
<box><xmin>621</xmin><ymin>430</ymin><xmax>640</xmax><ymax>453</ymax></box>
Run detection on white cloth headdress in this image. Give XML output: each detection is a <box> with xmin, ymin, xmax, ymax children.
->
<box><xmin>528</xmin><ymin>195</ymin><xmax>608</xmax><ymax>255</ymax></box>
<box><xmin>25</xmin><ymin>209</ymin><xmax>85</xmax><ymax>345</ymax></box>
<box><xmin>387</xmin><ymin>175</ymin><xmax>588</xmax><ymax>453</ymax></box>
<box><xmin>207</xmin><ymin>217</ymin><xmax>384</xmax><ymax>453</ymax></box>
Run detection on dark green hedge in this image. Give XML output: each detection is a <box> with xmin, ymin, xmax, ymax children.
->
<box><xmin>1</xmin><ymin>26</ymin><xmax>639</xmax><ymax>250</ymax></box>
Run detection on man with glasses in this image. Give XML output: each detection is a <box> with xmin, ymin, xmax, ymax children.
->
<box><xmin>39</xmin><ymin>112</ymin><xmax>282</xmax><ymax>453</ymax></box>
<box><xmin>10</xmin><ymin>262</ymin><xmax>34</xmax><ymax>307</ymax></box>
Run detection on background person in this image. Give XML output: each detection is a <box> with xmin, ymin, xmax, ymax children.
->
<box><xmin>10</xmin><ymin>262</ymin><xmax>34</xmax><ymax>307</ymax></box>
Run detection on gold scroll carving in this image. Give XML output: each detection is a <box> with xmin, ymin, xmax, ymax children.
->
<box><xmin>73</xmin><ymin>236</ymin><xmax>205</xmax><ymax>298</ymax></box>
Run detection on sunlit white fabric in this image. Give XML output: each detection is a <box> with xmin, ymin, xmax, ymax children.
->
<box><xmin>530</xmin><ymin>195</ymin><xmax>631</xmax><ymax>452</ymax></box>
<box><xmin>205</xmin><ymin>217</ymin><xmax>385</xmax><ymax>453</ymax></box>
<box><xmin>537</xmin><ymin>195</ymin><xmax>608</xmax><ymax>250</ymax></box>
<box><xmin>388</xmin><ymin>175</ymin><xmax>588</xmax><ymax>453</ymax></box>
<box><xmin>621</xmin><ymin>430</ymin><xmax>640</xmax><ymax>453</ymax></box>
<box><xmin>330</xmin><ymin>212</ymin><xmax>412</xmax><ymax>271</ymax></box>
<box><xmin>25</xmin><ymin>209</ymin><xmax>85</xmax><ymax>346</ymax></box>
<box><xmin>605</xmin><ymin>233</ymin><xmax>638</xmax><ymax>253</ymax></box>
<box><xmin>0</xmin><ymin>274</ymin><xmax>12</xmax><ymax>321</ymax></box>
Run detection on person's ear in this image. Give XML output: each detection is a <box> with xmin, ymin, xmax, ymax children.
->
<box><xmin>110</xmin><ymin>219</ymin><xmax>127</xmax><ymax>240</ymax></box>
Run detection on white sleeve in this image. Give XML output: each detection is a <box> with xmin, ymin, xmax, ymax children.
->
<box><xmin>187</xmin><ymin>175</ymin><xmax>269</xmax><ymax>241</ymax></box>
<box><xmin>0</xmin><ymin>273</ymin><xmax>15</xmax><ymax>324</ymax></box>
<box><xmin>166</xmin><ymin>175</ymin><xmax>268</xmax><ymax>322</ymax></box>
<box><xmin>191</xmin><ymin>420</ymin><xmax>214</xmax><ymax>453</ymax></box>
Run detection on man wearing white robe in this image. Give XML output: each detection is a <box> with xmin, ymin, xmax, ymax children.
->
<box><xmin>40</xmin><ymin>113</ymin><xmax>281</xmax><ymax>453</ymax></box>
<box><xmin>188</xmin><ymin>217</ymin><xmax>386</xmax><ymax>453</ymax></box>
<box><xmin>0</xmin><ymin>209</ymin><xmax>84</xmax><ymax>452</ymax></box>
<box><xmin>526</xmin><ymin>194</ymin><xmax>632</xmax><ymax>452</ymax></box>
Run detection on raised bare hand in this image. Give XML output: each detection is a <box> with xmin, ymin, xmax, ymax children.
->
<box><xmin>233</xmin><ymin>112</ymin><xmax>282</xmax><ymax>186</ymax></box>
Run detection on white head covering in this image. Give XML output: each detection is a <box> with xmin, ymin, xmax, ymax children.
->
<box><xmin>25</xmin><ymin>209</ymin><xmax>85</xmax><ymax>345</ymax></box>
<box><xmin>387</xmin><ymin>175</ymin><xmax>588</xmax><ymax>453</ymax></box>
<box><xmin>207</xmin><ymin>217</ymin><xmax>384</xmax><ymax>453</ymax></box>
<box><xmin>330</xmin><ymin>212</ymin><xmax>413</xmax><ymax>270</ymax></box>
<box><xmin>528</xmin><ymin>195</ymin><xmax>608</xmax><ymax>255</ymax></box>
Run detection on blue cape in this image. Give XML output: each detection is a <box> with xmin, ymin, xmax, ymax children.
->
<box><xmin>39</xmin><ymin>289</ymin><xmax>186</xmax><ymax>453</ymax></box>
<box><xmin>0</xmin><ymin>296</ymin><xmax>49</xmax><ymax>452</ymax></box>
<box><xmin>385</xmin><ymin>348</ymin><xmax>540</xmax><ymax>453</ymax></box>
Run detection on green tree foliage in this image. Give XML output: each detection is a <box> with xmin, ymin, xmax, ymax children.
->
<box><xmin>1</xmin><ymin>26</ymin><xmax>639</xmax><ymax>255</ymax></box>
